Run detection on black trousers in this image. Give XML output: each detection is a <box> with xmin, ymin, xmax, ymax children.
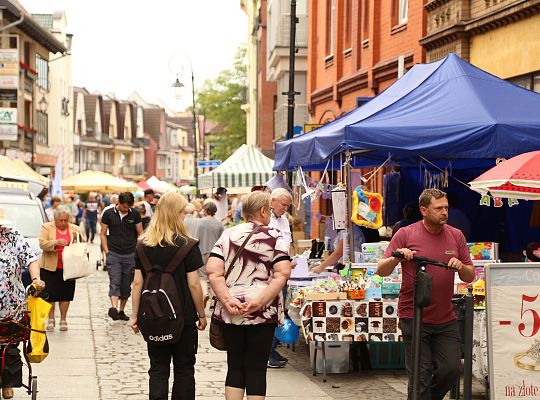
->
<box><xmin>222</xmin><ymin>323</ymin><xmax>276</xmax><ymax>396</ymax></box>
<box><xmin>147</xmin><ymin>324</ymin><xmax>198</xmax><ymax>400</ymax></box>
<box><xmin>0</xmin><ymin>345</ymin><xmax>22</xmax><ymax>388</ymax></box>
<box><xmin>400</xmin><ymin>318</ymin><xmax>461</xmax><ymax>400</ymax></box>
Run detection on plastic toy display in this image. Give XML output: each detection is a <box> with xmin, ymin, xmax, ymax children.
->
<box><xmin>351</xmin><ymin>187</ymin><xmax>384</xmax><ymax>229</ymax></box>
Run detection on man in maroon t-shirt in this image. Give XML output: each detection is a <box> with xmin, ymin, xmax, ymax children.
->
<box><xmin>377</xmin><ymin>189</ymin><xmax>475</xmax><ymax>400</ymax></box>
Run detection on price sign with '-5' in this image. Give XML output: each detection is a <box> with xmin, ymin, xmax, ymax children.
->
<box><xmin>486</xmin><ymin>263</ymin><xmax>540</xmax><ymax>399</ymax></box>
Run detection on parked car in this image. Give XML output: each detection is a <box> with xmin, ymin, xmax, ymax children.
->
<box><xmin>0</xmin><ymin>187</ymin><xmax>47</xmax><ymax>286</ymax></box>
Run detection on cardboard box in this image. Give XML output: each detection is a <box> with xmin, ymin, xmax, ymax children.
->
<box><xmin>347</xmin><ymin>289</ymin><xmax>366</xmax><ymax>300</ymax></box>
<box><xmin>360</xmin><ymin>242</ymin><xmax>390</xmax><ymax>263</ymax></box>
<box><xmin>467</xmin><ymin>242</ymin><xmax>499</xmax><ymax>260</ymax></box>
<box><xmin>305</xmin><ymin>292</ymin><xmax>348</xmax><ymax>301</ymax></box>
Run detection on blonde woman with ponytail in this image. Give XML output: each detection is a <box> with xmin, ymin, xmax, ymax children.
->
<box><xmin>131</xmin><ymin>191</ymin><xmax>206</xmax><ymax>400</ymax></box>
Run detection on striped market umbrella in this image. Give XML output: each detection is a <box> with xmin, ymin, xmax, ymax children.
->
<box><xmin>469</xmin><ymin>150</ymin><xmax>540</xmax><ymax>200</ymax></box>
<box><xmin>199</xmin><ymin>145</ymin><xmax>275</xmax><ymax>194</ymax></box>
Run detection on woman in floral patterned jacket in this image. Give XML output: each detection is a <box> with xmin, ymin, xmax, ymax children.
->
<box><xmin>206</xmin><ymin>191</ymin><xmax>291</xmax><ymax>400</ymax></box>
<box><xmin>0</xmin><ymin>208</ymin><xmax>45</xmax><ymax>399</ymax></box>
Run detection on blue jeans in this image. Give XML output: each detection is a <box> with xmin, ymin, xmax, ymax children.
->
<box><xmin>85</xmin><ymin>218</ymin><xmax>97</xmax><ymax>241</ymax></box>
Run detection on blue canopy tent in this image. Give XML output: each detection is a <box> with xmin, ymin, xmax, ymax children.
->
<box><xmin>274</xmin><ymin>53</ymin><xmax>540</xmax><ymax>171</ymax></box>
<box><xmin>274</xmin><ymin>54</ymin><xmax>540</xmax><ymax>254</ymax></box>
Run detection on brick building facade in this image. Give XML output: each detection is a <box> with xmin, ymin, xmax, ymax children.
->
<box><xmin>307</xmin><ymin>0</ymin><xmax>426</xmax><ymax>237</ymax></box>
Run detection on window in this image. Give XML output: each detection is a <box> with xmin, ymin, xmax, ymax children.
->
<box><xmin>158</xmin><ymin>156</ymin><xmax>166</xmax><ymax>169</ymax></box>
<box><xmin>398</xmin><ymin>0</ymin><xmax>408</xmax><ymax>24</ymax></box>
<box><xmin>534</xmin><ymin>75</ymin><xmax>540</xmax><ymax>93</ymax></box>
<box><xmin>35</xmin><ymin>54</ymin><xmax>49</xmax><ymax>90</ymax></box>
<box><xmin>344</xmin><ymin>0</ymin><xmax>352</xmax><ymax>49</ymax></box>
<box><xmin>325</xmin><ymin>0</ymin><xmax>335</xmax><ymax>56</ymax></box>
<box><xmin>363</xmin><ymin>0</ymin><xmax>370</xmax><ymax>36</ymax></box>
<box><xmin>507</xmin><ymin>72</ymin><xmax>540</xmax><ymax>93</ymax></box>
<box><xmin>182</xmin><ymin>160</ymin><xmax>186</xmax><ymax>170</ymax></box>
<box><xmin>35</xmin><ymin>111</ymin><xmax>48</xmax><ymax>145</ymax></box>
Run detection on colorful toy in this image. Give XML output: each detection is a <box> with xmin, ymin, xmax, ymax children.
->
<box><xmin>351</xmin><ymin>186</ymin><xmax>384</xmax><ymax>229</ymax></box>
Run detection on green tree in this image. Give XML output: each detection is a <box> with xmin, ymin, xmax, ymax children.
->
<box><xmin>197</xmin><ymin>45</ymin><xmax>247</xmax><ymax>161</ymax></box>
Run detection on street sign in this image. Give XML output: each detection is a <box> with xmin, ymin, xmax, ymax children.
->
<box><xmin>197</xmin><ymin>160</ymin><xmax>222</xmax><ymax>168</ymax></box>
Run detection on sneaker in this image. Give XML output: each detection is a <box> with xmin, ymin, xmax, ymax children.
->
<box><xmin>267</xmin><ymin>355</ymin><xmax>286</xmax><ymax>368</ymax></box>
<box><xmin>118</xmin><ymin>311</ymin><xmax>129</xmax><ymax>321</ymax></box>
<box><xmin>272</xmin><ymin>350</ymin><xmax>288</xmax><ymax>363</ymax></box>
<box><xmin>108</xmin><ymin>307</ymin><xmax>119</xmax><ymax>320</ymax></box>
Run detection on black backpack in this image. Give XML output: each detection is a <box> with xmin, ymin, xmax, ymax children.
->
<box><xmin>135</xmin><ymin>238</ymin><xmax>197</xmax><ymax>345</ymax></box>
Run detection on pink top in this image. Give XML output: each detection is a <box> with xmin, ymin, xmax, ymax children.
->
<box><xmin>55</xmin><ymin>229</ymin><xmax>71</xmax><ymax>270</ymax></box>
<box><xmin>383</xmin><ymin>221</ymin><xmax>472</xmax><ymax>324</ymax></box>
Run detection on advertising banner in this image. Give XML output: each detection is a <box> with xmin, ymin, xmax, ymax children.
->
<box><xmin>486</xmin><ymin>263</ymin><xmax>540</xmax><ymax>399</ymax></box>
<box><xmin>0</xmin><ymin>107</ymin><xmax>18</xmax><ymax>141</ymax></box>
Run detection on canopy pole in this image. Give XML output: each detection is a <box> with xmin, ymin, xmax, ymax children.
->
<box><xmin>345</xmin><ymin>151</ymin><xmax>354</xmax><ymax>263</ymax></box>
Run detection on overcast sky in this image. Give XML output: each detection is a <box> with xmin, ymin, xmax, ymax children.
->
<box><xmin>21</xmin><ymin>0</ymin><xmax>247</xmax><ymax>111</ymax></box>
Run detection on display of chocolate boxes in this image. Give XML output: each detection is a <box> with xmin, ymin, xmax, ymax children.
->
<box><xmin>300</xmin><ymin>299</ymin><xmax>401</xmax><ymax>343</ymax></box>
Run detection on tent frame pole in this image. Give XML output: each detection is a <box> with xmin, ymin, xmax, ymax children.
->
<box><xmin>345</xmin><ymin>151</ymin><xmax>354</xmax><ymax>262</ymax></box>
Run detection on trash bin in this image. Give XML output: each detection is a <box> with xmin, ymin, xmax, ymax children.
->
<box><xmin>309</xmin><ymin>342</ymin><xmax>350</xmax><ymax>374</ymax></box>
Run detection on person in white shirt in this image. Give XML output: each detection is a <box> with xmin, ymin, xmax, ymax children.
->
<box><xmin>142</xmin><ymin>189</ymin><xmax>154</xmax><ymax>218</ymax></box>
<box><xmin>269</xmin><ymin>188</ymin><xmax>293</xmax><ymax>252</ymax></box>
<box><xmin>212</xmin><ymin>187</ymin><xmax>228</xmax><ymax>222</ymax></box>
<box><xmin>267</xmin><ymin>188</ymin><xmax>294</xmax><ymax>368</ymax></box>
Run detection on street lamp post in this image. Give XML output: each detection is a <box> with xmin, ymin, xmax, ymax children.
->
<box><xmin>171</xmin><ymin>63</ymin><xmax>199</xmax><ymax>197</ymax></box>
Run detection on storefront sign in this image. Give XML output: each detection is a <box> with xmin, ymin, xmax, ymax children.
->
<box><xmin>0</xmin><ymin>107</ymin><xmax>17</xmax><ymax>141</ymax></box>
<box><xmin>304</xmin><ymin>124</ymin><xmax>322</xmax><ymax>134</ymax></box>
<box><xmin>486</xmin><ymin>263</ymin><xmax>540</xmax><ymax>399</ymax></box>
<box><xmin>0</xmin><ymin>76</ymin><xmax>18</xmax><ymax>89</ymax></box>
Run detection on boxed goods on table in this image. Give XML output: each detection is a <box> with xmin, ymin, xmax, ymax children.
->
<box><xmin>467</xmin><ymin>242</ymin><xmax>499</xmax><ymax>260</ymax></box>
<box><xmin>359</xmin><ymin>242</ymin><xmax>390</xmax><ymax>263</ymax></box>
<box><xmin>300</xmin><ymin>298</ymin><xmax>401</xmax><ymax>343</ymax></box>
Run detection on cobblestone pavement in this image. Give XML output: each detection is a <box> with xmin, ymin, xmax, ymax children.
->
<box><xmin>14</xmin><ymin>241</ymin><xmax>488</xmax><ymax>399</ymax></box>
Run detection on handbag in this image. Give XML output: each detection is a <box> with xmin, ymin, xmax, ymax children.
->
<box><xmin>209</xmin><ymin>226</ymin><xmax>260</xmax><ymax>351</ymax></box>
<box><xmin>62</xmin><ymin>232</ymin><xmax>92</xmax><ymax>280</ymax></box>
<box><xmin>27</xmin><ymin>295</ymin><xmax>51</xmax><ymax>363</ymax></box>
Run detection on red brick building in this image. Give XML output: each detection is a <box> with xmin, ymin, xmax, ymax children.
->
<box><xmin>307</xmin><ymin>0</ymin><xmax>426</xmax><ymax>237</ymax></box>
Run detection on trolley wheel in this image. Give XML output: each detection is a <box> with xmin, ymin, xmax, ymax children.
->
<box><xmin>31</xmin><ymin>376</ymin><xmax>37</xmax><ymax>400</ymax></box>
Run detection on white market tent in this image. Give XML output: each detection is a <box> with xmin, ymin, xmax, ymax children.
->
<box><xmin>199</xmin><ymin>144</ymin><xmax>275</xmax><ymax>195</ymax></box>
<box><xmin>146</xmin><ymin>176</ymin><xmax>175</xmax><ymax>193</ymax></box>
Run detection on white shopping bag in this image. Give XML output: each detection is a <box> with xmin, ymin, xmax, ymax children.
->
<box><xmin>62</xmin><ymin>232</ymin><xmax>92</xmax><ymax>280</ymax></box>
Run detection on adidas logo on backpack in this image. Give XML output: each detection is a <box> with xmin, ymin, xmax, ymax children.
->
<box><xmin>136</xmin><ymin>238</ymin><xmax>198</xmax><ymax>345</ymax></box>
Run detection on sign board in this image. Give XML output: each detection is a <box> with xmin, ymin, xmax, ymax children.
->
<box><xmin>0</xmin><ymin>53</ymin><xmax>18</xmax><ymax>75</ymax></box>
<box><xmin>0</xmin><ymin>107</ymin><xmax>17</xmax><ymax>141</ymax></box>
<box><xmin>486</xmin><ymin>263</ymin><xmax>540</xmax><ymax>399</ymax></box>
<box><xmin>304</xmin><ymin>124</ymin><xmax>322</xmax><ymax>134</ymax></box>
<box><xmin>331</xmin><ymin>189</ymin><xmax>348</xmax><ymax>230</ymax></box>
<box><xmin>197</xmin><ymin>160</ymin><xmax>221</xmax><ymax>168</ymax></box>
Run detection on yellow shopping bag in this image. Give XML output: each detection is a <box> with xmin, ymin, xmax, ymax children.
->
<box><xmin>26</xmin><ymin>295</ymin><xmax>51</xmax><ymax>363</ymax></box>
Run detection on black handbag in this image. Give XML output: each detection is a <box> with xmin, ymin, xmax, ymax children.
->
<box><xmin>209</xmin><ymin>226</ymin><xmax>260</xmax><ymax>351</ymax></box>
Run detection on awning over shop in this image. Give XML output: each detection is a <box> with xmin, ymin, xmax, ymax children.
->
<box><xmin>12</xmin><ymin>159</ymin><xmax>50</xmax><ymax>186</ymax></box>
<box><xmin>199</xmin><ymin>144</ymin><xmax>275</xmax><ymax>194</ymax></box>
<box><xmin>0</xmin><ymin>156</ymin><xmax>48</xmax><ymax>184</ymax></box>
<box><xmin>274</xmin><ymin>53</ymin><xmax>540</xmax><ymax>170</ymax></box>
<box><xmin>61</xmin><ymin>170</ymin><xmax>138</xmax><ymax>193</ymax></box>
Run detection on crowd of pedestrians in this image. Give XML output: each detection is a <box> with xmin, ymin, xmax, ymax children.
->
<box><xmin>0</xmin><ymin>185</ymin><xmax>295</xmax><ymax>400</ymax></box>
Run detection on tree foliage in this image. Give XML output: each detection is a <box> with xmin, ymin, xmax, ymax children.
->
<box><xmin>197</xmin><ymin>45</ymin><xmax>246</xmax><ymax>161</ymax></box>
